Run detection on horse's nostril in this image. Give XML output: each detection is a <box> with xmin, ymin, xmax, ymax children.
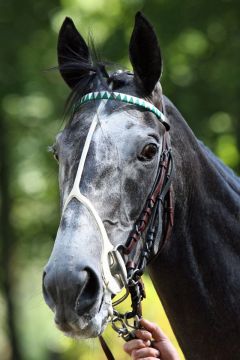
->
<box><xmin>42</xmin><ymin>266</ymin><xmax>100</xmax><ymax>317</ymax></box>
<box><xmin>42</xmin><ymin>270</ymin><xmax>56</xmax><ymax>310</ymax></box>
<box><xmin>75</xmin><ymin>268</ymin><xmax>100</xmax><ymax>316</ymax></box>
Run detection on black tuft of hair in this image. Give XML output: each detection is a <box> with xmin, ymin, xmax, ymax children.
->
<box><xmin>49</xmin><ymin>35</ymin><xmax>116</xmax><ymax>122</ymax></box>
<box><xmin>61</xmin><ymin>41</ymin><xmax>111</xmax><ymax>120</ymax></box>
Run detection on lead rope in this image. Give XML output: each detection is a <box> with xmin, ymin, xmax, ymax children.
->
<box><xmin>99</xmin><ymin>335</ymin><xmax>116</xmax><ymax>360</ymax></box>
<box><xmin>99</xmin><ymin>299</ymin><xmax>143</xmax><ymax>360</ymax></box>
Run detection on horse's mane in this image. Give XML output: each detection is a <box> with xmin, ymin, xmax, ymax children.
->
<box><xmin>63</xmin><ymin>66</ymin><xmax>109</xmax><ymax>120</ymax></box>
<box><xmin>164</xmin><ymin>96</ymin><xmax>240</xmax><ymax>194</ymax></box>
<box><xmin>198</xmin><ymin>140</ymin><xmax>240</xmax><ymax>194</ymax></box>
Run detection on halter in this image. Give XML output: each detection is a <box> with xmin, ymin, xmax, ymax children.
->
<box><xmin>62</xmin><ymin>100</ymin><xmax>128</xmax><ymax>295</ymax></box>
<box><xmin>63</xmin><ymin>91</ymin><xmax>174</xmax><ymax>358</ymax></box>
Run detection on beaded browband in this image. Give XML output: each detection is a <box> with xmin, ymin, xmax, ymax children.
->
<box><xmin>74</xmin><ymin>91</ymin><xmax>169</xmax><ymax>129</ymax></box>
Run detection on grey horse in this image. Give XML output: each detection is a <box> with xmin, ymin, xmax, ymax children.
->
<box><xmin>43</xmin><ymin>12</ymin><xmax>240</xmax><ymax>360</ymax></box>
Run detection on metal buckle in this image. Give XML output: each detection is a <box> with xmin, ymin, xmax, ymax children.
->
<box><xmin>111</xmin><ymin>311</ymin><xmax>140</xmax><ymax>341</ymax></box>
<box><xmin>109</xmin><ymin>248</ymin><xmax>128</xmax><ymax>287</ymax></box>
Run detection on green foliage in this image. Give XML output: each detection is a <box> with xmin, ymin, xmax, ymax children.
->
<box><xmin>0</xmin><ymin>0</ymin><xmax>239</xmax><ymax>359</ymax></box>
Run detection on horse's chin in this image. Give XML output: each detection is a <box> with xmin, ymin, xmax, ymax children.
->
<box><xmin>63</xmin><ymin>311</ymin><xmax>110</xmax><ymax>339</ymax></box>
<box><xmin>56</xmin><ymin>293</ymin><xmax>113</xmax><ymax>339</ymax></box>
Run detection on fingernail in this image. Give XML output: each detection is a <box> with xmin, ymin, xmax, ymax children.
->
<box><xmin>144</xmin><ymin>340</ymin><xmax>151</xmax><ymax>347</ymax></box>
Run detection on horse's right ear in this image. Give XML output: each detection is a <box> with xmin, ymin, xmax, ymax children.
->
<box><xmin>129</xmin><ymin>12</ymin><xmax>162</xmax><ymax>95</ymax></box>
<box><xmin>57</xmin><ymin>17</ymin><xmax>91</xmax><ymax>89</ymax></box>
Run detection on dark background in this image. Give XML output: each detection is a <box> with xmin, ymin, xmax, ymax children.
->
<box><xmin>0</xmin><ymin>0</ymin><xmax>239</xmax><ymax>359</ymax></box>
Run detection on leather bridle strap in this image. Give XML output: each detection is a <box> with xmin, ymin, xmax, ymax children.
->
<box><xmin>123</xmin><ymin>130</ymin><xmax>173</xmax><ymax>257</ymax></box>
<box><xmin>98</xmin><ymin>130</ymin><xmax>174</xmax><ymax>360</ymax></box>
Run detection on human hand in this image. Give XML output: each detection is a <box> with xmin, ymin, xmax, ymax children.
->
<box><xmin>123</xmin><ymin>318</ymin><xmax>180</xmax><ymax>360</ymax></box>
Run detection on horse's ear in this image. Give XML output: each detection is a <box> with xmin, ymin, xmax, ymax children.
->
<box><xmin>129</xmin><ymin>12</ymin><xmax>162</xmax><ymax>95</ymax></box>
<box><xmin>57</xmin><ymin>17</ymin><xmax>91</xmax><ymax>89</ymax></box>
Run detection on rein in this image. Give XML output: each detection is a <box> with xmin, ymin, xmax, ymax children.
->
<box><xmin>71</xmin><ymin>91</ymin><xmax>174</xmax><ymax>359</ymax></box>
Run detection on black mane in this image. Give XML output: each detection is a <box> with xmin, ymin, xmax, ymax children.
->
<box><xmin>198</xmin><ymin>140</ymin><xmax>240</xmax><ymax>193</ymax></box>
<box><xmin>60</xmin><ymin>57</ymin><xmax>109</xmax><ymax>117</ymax></box>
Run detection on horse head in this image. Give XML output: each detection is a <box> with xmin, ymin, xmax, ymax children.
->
<box><xmin>42</xmin><ymin>12</ymin><xmax>172</xmax><ymax>339</ymax></box>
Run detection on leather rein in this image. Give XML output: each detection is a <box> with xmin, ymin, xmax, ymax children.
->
<box><xmin>73</xmin><ymin>91</ymin><xmax>174</xmax><ymax>359</ymax></box>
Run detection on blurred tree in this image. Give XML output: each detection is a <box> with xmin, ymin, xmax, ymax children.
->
<box><xmin>0</xmin><ymin>112</ymin><xmax>22</xmax><ymax>360</ymax></box>
<box><xmin>0</xmin><ymin>0</ymin><xmax>239</xmax><ymax>359</ymax></box>
<box><xmin>0</xmin><ymin>1</ymin><xmax>60</xmax><ymax>359</ymax></box>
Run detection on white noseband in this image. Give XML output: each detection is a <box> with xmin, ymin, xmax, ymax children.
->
<box><xmin>61</xmin><ymin>101</ymin><xmax>127</xmax><ymax>295</ymax></box>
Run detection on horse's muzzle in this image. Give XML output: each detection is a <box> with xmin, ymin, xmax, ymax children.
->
<box><xmin>42</xmin><ymin>264</ymin><xmax>101</xmax><ymax>330</ymax></box>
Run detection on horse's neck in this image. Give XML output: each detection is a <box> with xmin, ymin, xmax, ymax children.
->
<box><xmin>149</xmin><ymin>98</ymin><xmax>240</xmax><ymax>360</ymax></box>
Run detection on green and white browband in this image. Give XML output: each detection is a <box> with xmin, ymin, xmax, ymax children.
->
<box><xmin>74</xmin><ymin>91</ymin><xmax>168</xmax><ymax>127</ymax></box>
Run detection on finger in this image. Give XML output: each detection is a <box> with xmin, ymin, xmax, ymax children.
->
<box><xmin>152</xmin><ymin>340</ymin><xmax>180</xmax><ymax>359</ymax></box>
<box><xmin>133</xmin><ymin>358</ymin><xmax>160</xmax><ymax>360</ymax></box>
<box><xmin>134</xmin><ymin>329</ymin><xmax>152</xmax><ymax>342</ymax></box>
<box><xmin>132</xmin><ymin>347</ymin><xmax>160</xmax><ymax>359</ymax></box>
<box><xmin>124</xmin><ymin>339</ymin><xmax>149</xmax><ymax>354</ymax></box>
<box><xmin>139</xmin><ymin>319</ymin><xmax>168</xmax><ymax>342</ymax></box>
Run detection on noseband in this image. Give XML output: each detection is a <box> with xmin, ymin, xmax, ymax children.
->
<box><xmin>64</xmin><ymin>91</ymin><xmax>174</xmax><ymax>357</ymax></box>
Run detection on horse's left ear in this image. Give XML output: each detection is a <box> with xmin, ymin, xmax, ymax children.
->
<box><xmin>57</xmin><ymin>17</ymin><xmax>91</xmax><ymax>89</ymax></box>
<box><xmin>129</xmin><ymin>12</ymin><xmax>162</xmax><ymax>95</ymax></box>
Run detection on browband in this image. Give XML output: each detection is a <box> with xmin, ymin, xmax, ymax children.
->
<box><xmin>74</xmin><ymin>91</ymin><xmax>169</xmax><ymax>130</ymax></box>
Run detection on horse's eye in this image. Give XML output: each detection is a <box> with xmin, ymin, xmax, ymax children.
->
<box><xmin>139</xmin><ymin>144</ymin><xmax>158</xmax><ymax>161</ymax></box>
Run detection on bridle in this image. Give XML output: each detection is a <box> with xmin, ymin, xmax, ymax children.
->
<box><xmin>64</xmin><ymin>90</ymin><xmax>174</xmax><ymax>359</ymax></box>
<box><xmin>111</xmin><ymin>128</ymin><xmax>173</xmax><ymax>337</ymax></box>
